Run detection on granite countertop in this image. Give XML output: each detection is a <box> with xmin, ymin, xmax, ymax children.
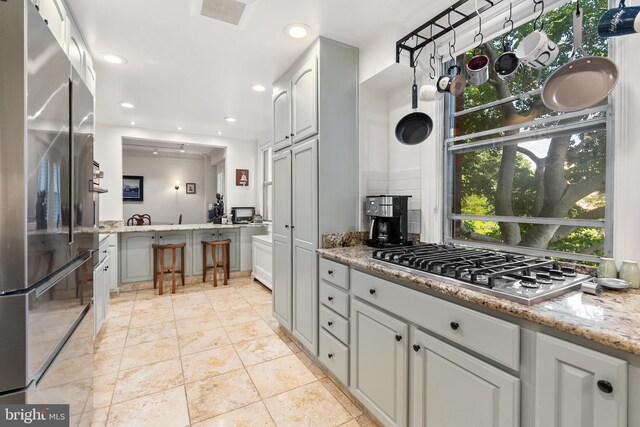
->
<box><xmin>317</xmin><ymin>245</ymin><xmax>640</xmax><ymax>357</ymax></box>
<box><xmin>100</xmin><ymin>223</ymin><xmax>268</xmax><ymax>233</ymax></box>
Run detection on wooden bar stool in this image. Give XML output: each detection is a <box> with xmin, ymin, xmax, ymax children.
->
<box><xmin>152</xmin><ymin>243</ymin><xmax>186</xmax><ymax>295</ymax></box>
<box><xmin>202</xmin><ymin>239</ymin><xmax>230</xmax><ymax>287</ymax></box>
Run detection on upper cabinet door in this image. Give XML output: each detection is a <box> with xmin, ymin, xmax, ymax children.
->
<box><xmin>272</xmin><ymin>79</ymin><xmax>291</xmax><ymax>152</ymax></box>
<box><xmin>291</xmin><ymin>56</ymin><xmax>318</xmax><ymax>143</ymax></box>
<box><xmin>37</xmin><ymin>0</ymin><xmax>67</xmax><ymax>49</ymax></box>
<box><xmin>535</xmin><ymin>333</ymin><xmax>627</xmax><ymax>427</ymax></box>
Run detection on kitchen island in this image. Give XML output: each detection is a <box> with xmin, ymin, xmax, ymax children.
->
<box><xmin>100</xmin><ymin>223</ymin><xmax>268</xmax><ymax>288</ymax></box>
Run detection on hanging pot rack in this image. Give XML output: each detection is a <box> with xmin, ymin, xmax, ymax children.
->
<box><xmin>396</xmin><ymin>0</ymin><xmax>507</xmax><ymax>66</ymax></box>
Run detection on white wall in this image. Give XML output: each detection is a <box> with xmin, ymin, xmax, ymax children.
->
<box><xmin>95</xmin><ymin>123</ymin><xmax>258</xmax><ymax>221</ymax></box>
<box><xmin>122</xmin><ymin>151</ymin><xmax>206</xmax><ymax>224</ymax></box>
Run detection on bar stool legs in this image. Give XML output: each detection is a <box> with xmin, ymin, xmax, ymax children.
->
<box><xmin>153</xmin><ymin>243</ymin><xmax>186</xmax><ymax>295</ymax></box>
<box><xmin>202</xmin><ymin>240</ymin><xmax>230</xmax><ymax>287</ymax></box>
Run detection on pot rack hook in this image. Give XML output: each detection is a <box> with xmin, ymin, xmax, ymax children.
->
<box><xmin>504</xmin><ymin>1</ymin><xmax>514</xmax><ymax>34</ymax></box>
<box><xmin>447</xmin><ymin>9</ymin><xmax>457</xmax><ymax>63</ymax></box>
<box><xmin>473</xmin><ymin>0</ymin><xmax>484</xmax><ymax>47</ymax></box>
<box><xmin>533</xmin><ymin>0</ymin><xmax>545</xmax><ymax>31</ymax></box>
<box><xmin>428</xmin><ymin>25</ymin><xmax>436</xmax><ymax>80</ymax></box>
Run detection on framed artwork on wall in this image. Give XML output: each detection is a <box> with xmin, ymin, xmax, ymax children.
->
<box><xmin>186</xmin><ymin>183</ymin><xmax>196</xmax><ymax>194</ymax></box>
<box><xmin>236</xmin><ymin>169</ymin><xmax>249</xmax><ymax>186</ymax></box>
<box><xmin>123</xmin><ymin>175</ymin><xmax>144</xmax><ymax>202</ymax></box>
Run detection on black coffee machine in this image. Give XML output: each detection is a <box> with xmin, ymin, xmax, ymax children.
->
<box><xmin>365</xmin><ymin>195</ymin><xmax>412</xmax><ymax>248</ymax></box>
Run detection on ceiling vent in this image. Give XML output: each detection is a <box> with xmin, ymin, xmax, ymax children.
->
<box><xmin>190</xmin><ymin>0</ymin><xmax>257</xmax><ymax>28</ymax></box>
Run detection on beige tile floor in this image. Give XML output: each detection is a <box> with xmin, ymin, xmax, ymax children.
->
<box><xmin>71</xmin><ymin>277</ymin><xmax>378</xmax><ymax>427</ymax></box>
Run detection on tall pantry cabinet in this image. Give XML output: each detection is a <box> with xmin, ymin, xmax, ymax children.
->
<box><xmin>272</xmin><ymin>37</ymin><xmax>359</xmax><ymax>355</ymax></box>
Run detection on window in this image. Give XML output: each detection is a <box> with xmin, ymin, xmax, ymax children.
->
<box><xmin>262</xmin><ymin>146</ymin><xmax>273</xmax><ymax>220</ymax></box>
<box><xmin>444</xmin><ymin>0</ymin><xmax>610</xmax><ymax>262</ymax></box>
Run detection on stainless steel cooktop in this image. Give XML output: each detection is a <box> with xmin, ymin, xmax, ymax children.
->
<box><xmin>371</xmin><ymin>244</ymin><xmax>591</xmax><ymax>305</ymax></box>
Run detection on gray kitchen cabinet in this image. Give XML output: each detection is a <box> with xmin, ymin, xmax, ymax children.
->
<box><xmin>272</xmin><ymin>77</ymin><xmax>292</xmax><ymax>152</ymax></box>
<box><xmin>291</xmin><ymin>55</ymin><xmax>318</xmax><ymax>143</ymax></box>
<box><xmin>271</xmin><ymin>37</ymin><xmax>358</xmax><ymax>357</ymax></box>
<box><xmin>156</xmin><ymin>230</ymin><xmax>192</xmax><ymax>277</ymax></box>
<box><xmin>93</xmin><ymin>255</ymin><xmax>109</xmax><ymax>335</ymax></box>
<box><xmin>410</xmin><ymin>327</ymin><xmax>520</xmax><ymax>427</ymax></box>
<box><xmin>36</xmin><ymin>0</ymin><xmax>67</xmax><ymax>48</ymax></box>
<box><xmin>351</xmin><ymin>299</ymin><xmax>408</xmax><ymax>427</ymax></box>
<box><xmin>291</xmin><ymin>139</ymin><xmax>318</xmax><ymax>353</ymax></box>
<box><xmin>193</xmin><ymin>229</ymin><xmax>240</xmax><ymax>277</ymax></box>
<box><xmin>272</xmin><ymin>149</ymin><xmax>293</xmax><ymax>329</ymax></box>
<box><xmin>119</xmin><ymin>232</ymin><xmax>155</xmax><ymax>284</ymax></box>
<box><xmin>535</xmin><ymin>333</ymin><xmax>627</xmax><ymax>427</ymax></box>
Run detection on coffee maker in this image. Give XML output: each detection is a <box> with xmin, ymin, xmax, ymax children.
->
<box><xmin>365</xmin><ymin>195</ymin><xmax>412</xmax><ymax>248</ymax></box>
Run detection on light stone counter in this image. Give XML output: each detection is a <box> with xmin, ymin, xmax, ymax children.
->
<box><xmin>99</xmin><ymin>223</ymin><xmax>267</xmax><ymax>233</ymax></box>
<box><xmin>317</xmin><ymin>245</ymin><xmax>640</xmax><ymax>357</ymax></box>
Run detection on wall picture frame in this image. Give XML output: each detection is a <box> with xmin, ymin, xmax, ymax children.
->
<box><xmin>123</xmin><ymin>175</ymin><xmax>144</xmax><ymax>202</ymax></box>
<box><xmin>186</xmin><ymin>183</ymin><xmax>196</xmax><ymax>194</ymax></box>
<box><xmin>236</xmin><ymin>169</ymin><xmax>249</xmax><ymax>186</ymax></box>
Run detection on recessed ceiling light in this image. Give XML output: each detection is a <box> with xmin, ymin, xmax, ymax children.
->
<box><xmin>217</xmin><ymin>131</ymin><xmax>222</xmax><ymax>135</ymax></box>
<box><xmin>224</xmin><ymin>117</ymin><xmax>237</xmax><ymax>123</ymax></box>
<box><xmin>251</xmin><ymin>84</ymin><xmax>266</xmax><ymax>92</ymax></box>
<box><xmin>120</xmin><ymin>102</ymin><xmax>134</xmax><ymax>109</ymax></box>
<box><xmin>103</xmin><ymin>53</ymin><xmax>127</xmax><ymax>64</ymax></box>
<box><xmin>180</xmin><ymin>144</ymin><xmax>185</xmax><ymax>153</ymax></box>
<box><xmin>130</xmin><ymin>121</ymin><xmax>136</xmax><ymax>125</ymax></box>
<box><xmin>177</xmin><ymin>126</ymin><xmax>182</xmax><ymax>131</ymax></box>
<box><xmin>153</xmin><ymin>148</ymin><xmax>158</xmax><ymax>155</ymax></box>
<box><xmin>284</xmin><ymin>23</ymin><xmax>310</xmax><ymax>39</ymax></box>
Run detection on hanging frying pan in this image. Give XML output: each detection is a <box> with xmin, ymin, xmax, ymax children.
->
<box><xmin>395</xmin><ymin>66</ymin><xmax>434</xmax><ymax>145</ymax></box>
<box><xmin>542</xmin><ymin>5</ymin><xmax>619</xmax><ymax>112</ymax></box>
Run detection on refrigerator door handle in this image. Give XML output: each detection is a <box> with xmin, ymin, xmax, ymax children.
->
<box><xmin>33</xmin><ymin>252</ymin><xmax>91</xmax><ymax>298</ymax></box>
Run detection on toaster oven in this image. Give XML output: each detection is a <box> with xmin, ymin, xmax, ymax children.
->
<box><xmin>231</xmin><ymin>207</ymin><xmax>255</xmax><ymax>224</ymax></box>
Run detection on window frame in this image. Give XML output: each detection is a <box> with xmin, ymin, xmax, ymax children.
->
<box><xmin>261</xmin><ymin>144</ymin><xmax>273</xmax><ymax>221</ymax></box>
<box><xmin>441</xmin><ymin>5</ymin><xmax>615</xmax><ymax>263</ymax></box>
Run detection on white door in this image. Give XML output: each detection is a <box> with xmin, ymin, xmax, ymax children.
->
<box><xmin>291</xmin><ymin>139</ymin><xmax>318</xmax><ymax>353</ymax></box>
<box><xmin>272</xmin><ymin>79</ymin><xmax>291</xmax><ymax>151</ymax></box>
<box><xmin>535</xmin><ymin>333</ymin><xmax>627</xmax><ymax>427</ymax></box>
<box><xmin>411</xmin><ymin>327</ymin><xmax>520</xmax><ymax>427</ymax></box>
<box><xmin>291</xmin><ymin>56</ymin><xmax>318</xmax><ymax>143</ymax></box>
<box><xmin>272</xmin><ymin>150</ymin><xmax>292</xmax><ymax>329</ymax></box>
<box><xmin>352</xmin><ymin>299</ymin><xmax>408</xmax><ymax>427</ymax></box>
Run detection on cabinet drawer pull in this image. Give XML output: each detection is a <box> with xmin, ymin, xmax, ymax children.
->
<box><xmin>291</xmin><ymin>133</ymin><xmax>295</xmax><ymax>137</ymax></box>
<box><xmin>328</xmin><ymin>353</ymin><xmax>334</xmax><ymax>359</ymax></box>
<box><xmin>395</xmin><ymin>334</ymin><xmax>402</xmax><ymax>342</ymax></box>
<box><xmin>327</xmin><ymin>296</ymin><xmax>334</xmax><ymax>302</ymax></box>
<box><xmin>327</xmin><ymin>321</ymin><xmax>333</xmax><ymax>326</ymax></box>
<box><xmin>450</xmin><ymin>322</ymin><xmax>460</xmax><ymax>331</ymax></box>
<box><xmin>291</xmin><ymin>225</ymin><xmax>295</xmax><ymax>229</ymax></box>
<box><xmin>285</xmin><ymin>135</ymin><xmax>290</xmax><ymax>139</ymax></box>
<box><xmin>284</xmin><ymin>225</ymin><xmax>289</xmax><ymax>228</ymax></box>
<box><xmin>369</xmin><ymin>288</ymin><xmax>376</xmax><ymax>295</ymax></box>
<box><xmin>597</xmin><ymin>380</ymin><xmax>613</xmax><ymax>394</ymax></box>
<box><xmin>413</xmin><ymin>344</ymin><xmax>421</xmax><ymax>352</ymax></box>
<box><xmin>328</xmin><ymin>270</ymin><xmax>334</xmax><ymax>275</ymax></box>
<box><xmin>102</xmin><ymin>250</ymin><xmax>107</xmax><ymax>254</ymax></box>
<box><xmin>44</xmin><ymin>19</ymin><xmax>49</xmax><ymax>25</ymax></box>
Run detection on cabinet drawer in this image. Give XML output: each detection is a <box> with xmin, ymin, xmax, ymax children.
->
<box><xmin>320</xmin><ymin>258</ymin><xmax>349</xmax><ymax>290</ymax></box>
<box><xmin>320</xmin><ymin>305</ymin><xmax>349</xmax><ymax>345</ymax></box>
<box><xmin>320</xmin><ymin>281</ymin><xmax>349</xmax><ymax>318</ymax></box>
<box><xmin>97</xmin><ymin>240</ymin><xmax>109</xmax><ymax>264</ymax></box>
<box><xmin>319</xmin><ymin>329</ymin><xmax>349</xmax><ymax>386</ymax></box>
<box><xmin>351</xmin><ymin>269</ymin><xmax>520</xmax><ymax>371</ymax></box>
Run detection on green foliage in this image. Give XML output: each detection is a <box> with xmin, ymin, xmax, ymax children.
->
<box><xmin>453</xmin><ymin>0</ymin><xmax>609</xmax><ymax>256</ymax></box>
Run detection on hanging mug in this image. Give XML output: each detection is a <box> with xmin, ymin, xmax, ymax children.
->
<box><xmin>598</xmin><ymin>0</ymin><xmax>640</xmax><ymax>38</ymax></box>
<box><xmin>466</xmin><ymin>50</ymin><xmax>490</xmax><ymax>86</ymax></box>
<box><xmin>494</xmin><ymin>40</ymin><xmax>519</xmax><ymax>81</ymax></box>
<box><xmin>515</xmin><ymin>30</ymin><xmax>559</xmax><ymax>70</ymax></box>
<box><xmin>437</xmin><ymin>65</ymin><xmax>466</xmax><ymax>96</ymax></box>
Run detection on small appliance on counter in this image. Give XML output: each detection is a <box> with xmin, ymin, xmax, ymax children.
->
<box><xmin>365</xmin><ymin>195</ymin><xmax>412</xmax><ymax>248</ymax></box>
<box><xmin>231</xmin><ymin>207</ymin><xmax>255</xmax><ymax>224</ymax></box>
<box><xmin>208</xmin><ymin>193</ymin><xmax>224</xmax><ymax>223</ymax></box>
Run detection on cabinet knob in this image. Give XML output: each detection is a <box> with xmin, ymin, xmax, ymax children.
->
<box><xmin>395</xmin><ymin>335</ymin><xmax>402</xmax><ymax>342</ymax></box>
<box><xmin>291</xmin><ymin>133</ymin><xmax>295</xmax><ymax>137</ymax></box>
<box><xmin>151</xmin><ymin>236</ymin><xmax>154</xmax><ymax>239</ymax></box>
<box><xmin>327</xmin><ymin>321</ymin><xmax>333</xmax><ymax>326</ymax></box>
<box><xmin>450</xmin><ymin>322</ymin><xmax>460</xmax><ymax>331</ymax></box>
<box><xmin>328</xmin><ymin>296</ymin><xmax>334</xmax><ymax>301</ymax></box>
<box><xmin>291</xmin><ymin>225</ymin><xmax>295</xmax><ymax>229</ymax></box>
<box><xmin>285</xmin><ymin>135</ymin><xmax>290</xmax><ymax>139</ymax></box>
<box><xmin>328</xmin><ymin>353</ymin><xmax>334</xmax><ymax>359</ymax></box>
<box><xmin>413</xmin><ymin>344</ymin><xmax>421</xmax><ymax>352</ymax></box>
<box><xmin>597</xmin><ymin>380</ymin><xmax>613</xmax><ymax>394</ymax></box>
<box><xmin>103</xmin><ymin>250</ymin><xmax>107</xmax><ymax>253</ymax></box>
<box><xmin>44</xmin><ymin>19</ymin><xmax>49</xmax><ymax>25</ymax></box>
<box><xmin>285</xmin><ymin>225</ymin><xmax>289</xmax><ymax>228</ymax></box>
<box><xmin>369</xmin><ymin>289</ymin><xmax>376</xmax><ymax>295</ymax></box>
<box><xmin>328</xmin><ymin>270</ymin><xmax>334</xmax><ymax>275</ymax></box>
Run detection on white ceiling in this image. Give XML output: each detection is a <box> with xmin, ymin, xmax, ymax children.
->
<box><xmin>67</xmin><ymin>0</ymin><xmax>451</xmax><ymax>141</ymax></box>
<box><xmin>122</xmin><ymin>137</ymin><xmax>226</xmax><ymax>157</ymax></box>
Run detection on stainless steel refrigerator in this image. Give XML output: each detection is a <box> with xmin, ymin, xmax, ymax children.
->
<box><xmin>0</xmin><ymin>0</ymin><xmax>98</xmax><ymax>413</ymax></box>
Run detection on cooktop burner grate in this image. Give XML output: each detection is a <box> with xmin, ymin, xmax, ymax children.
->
<box><xmin>371</xmin><ymin>244</ymin><xmax>590</xmax><ymax>304</ymax></box>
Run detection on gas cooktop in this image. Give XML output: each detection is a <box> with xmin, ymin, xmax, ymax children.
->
<box><xmin>371</xmin><ymin>244</ymin><xmax>591</xmax><ymax>305</ymax></box>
